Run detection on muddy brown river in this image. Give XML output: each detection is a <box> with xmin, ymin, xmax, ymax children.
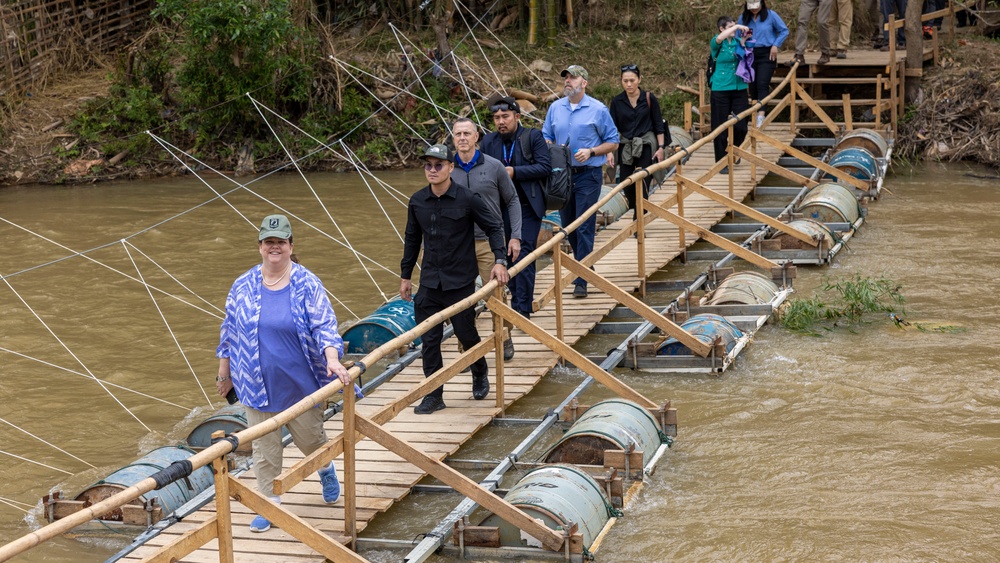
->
<box><xmin>1</xmin><ymin>161</ymin><xmax>998</xmax><ymax>561</ymax></box>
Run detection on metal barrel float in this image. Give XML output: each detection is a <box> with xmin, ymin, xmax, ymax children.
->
<box><xmin>657</xmin><ymin>313</ymin><xmax>744</xmax><ymax>356</ymax></box>
<box><xmin>478</xmin><ymin>464</ymin><xmax>619</xmax><ymax>550</ymax></box>
<box><xmin>834</xmin><ymin>129</ymin><xmax>889</xmax><ymax>159</ymax></box>
<box><xmin>186</xmin><ymin>404</ymin><xmax>252</xmax><ymax>453</ymax></box>
<box><xmin>597</xmin><ymin>185</ymin><xmax>630</xmax><ymax>226</ymax></box>
<box><xmin>73</xmin><ymin>445</ymin><xmax>213</xmax><ymax>522</ymax></box>
<box><xmin>796</xmin><ymin>182</ymin><xmax>862</xmax><ymax>224</ymax></box>
<box><xmin>827</xmin><ymin>147</ymin><xmax>879</xmax><ymax>182</ymax></box>
<box><xmin>768</xmin><ymin>218</ymin><xmax>836</xmax><ymax>247</ymax></box>
<box><xmin>543</xmin><ymin>399</ymin><xmax>664</xmax><ymax>467</ymax></box>
<box><xmin>342</xmin><ymin>296</ymin><xmax>421</xmax><ymax>354</ymax></box>
<box><xmin>537</xmin><ymin>210</ymin><xmax>563</xmax><ymax>246</ymax></box>
<box><xmin>667</xmin><ymin>125</ymin><xmax>694</xmax><ymax>150</ymax></box>
<box><xmin>703</xmin><ymin>271</ymin><xmax>779</xmax><ymax>306</ymax></box>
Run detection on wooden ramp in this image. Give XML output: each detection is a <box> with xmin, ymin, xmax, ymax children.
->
<box><xmin>122</xmin><ymin>127</ymin><xmax>796</xmax><ymax>563</ymax></box>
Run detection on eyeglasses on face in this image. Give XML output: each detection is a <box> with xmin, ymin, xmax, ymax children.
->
<box><xmin>424</xmin><ymin>162</ymin><xmax>446</xmax><ymax>171</ymax></box>
<box><xmin>620</xmin><ymin>64</ymin><xmax>640</xmax><ymax>74</ymax></box>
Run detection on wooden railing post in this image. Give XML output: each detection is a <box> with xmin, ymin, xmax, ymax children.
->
<box><xmin>876</xmin><ymin>74</ymin><xmax>883</xmax><ymax>129</ymax></box>
<box><xmin>635</xmin><ymin>181</ymin><xmax>646</xmax><ymax>297</ymax></box>
<box><xmin>750</xmin><ymin>132</ymin><xmax>758</xmax><ymax>188</ymax></box>
<box><xmin>727</xmin><ymin>124</ymin><xmax>735</xmax><ymax>205</ymax></box>
<box><xmin>675</xmin><ymin>157</ymin><xmax>686</xmax><ymax>253</ymax></box>
<box><xmin>343</xmin><ymin>372</ymin><xmax>357</xmax><ymax>548</ymax></box>
<box><xmin>553</xmin><ymin>244</ymin><xmax>564</xmax><ymax>365</ymax></box>
<box><xmin>683</xmin><ymin>101</ymin><xmax>692</xmax><ymax>132</ymax></box>
<box><xmin>493</xmin><ymin>284</ymin><xmax>506</xmax><ymax>413</ymax></box>
<box><xmin>842</xmin><ymin>93</ymin><xmax>853</xmax><ymax>130</ymax></box>
<box><xmin>790</xmin><ymin>74</ymin><xmax>798</xmax><ymax>131</ymax></box>
<box><xmin>210</xmin><ymin>431</ymin><xmax>234</xmax><ymax>563</ymax></box>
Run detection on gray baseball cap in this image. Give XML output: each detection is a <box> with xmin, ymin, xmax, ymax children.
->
<box><xmin>259</xmin><ymin>214</ymin><xmax>292</xmax><ymax>241</ymax></box>
<box><xmin>560</xmin><ymin>65</ymin><xmax>589</xmax><ymax>80</ymax></box>
<box><xmin>420</xmin><ymin>144</ymin><xmax>452</xmax><ymax>161</ymax></box>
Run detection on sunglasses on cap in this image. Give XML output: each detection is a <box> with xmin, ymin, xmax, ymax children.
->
<box><xmin>424</xmin><ymin>162</ymin><xmax>446</xmax><ymax>171</ymax></box>
<box><xmin>621</xmin><ymin>64</ymin><xmax>640</xmax><ymax>74</ymax></box>
<box><xmin>490</xmin><ymin>101</ymin><xmax>517</xmax><ymax>113</ymax></box>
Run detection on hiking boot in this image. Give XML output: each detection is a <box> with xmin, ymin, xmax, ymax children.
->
<box><xmin>786</xmin><ymin>54</ymin><xmax>806</xmax><ymax>67</ymax></box>
<box><xmin>816</xmin><ymin>53</ymin><xmax>831</xmax><ymax>65</ymax></box>
<box><xmin>249</xmin><ymin>514</ymin><xmax>271</xmax><ymax>533</ymax></box>
<box><xmin>503</xmin><ymin>338</ymin><xmax>515</xmax><ymax>361</ymax></box>
<box><xmin>414</xmin><ymin>395</ymin><xmax>446</xmax><ymax>414</ymax></box>
<box><xmin>836</xmin><ymin>49</ymin><xmax>847</xmax><ymax>59</ymax></box>
<box><xmin>318</xmin><ymin>464</ymin><xmax>340</xmax><ymax>504</ymax></box>
<box><xmin>573</xmin><ymin>285</ymin><xmax>588</xmax><ymax>298</ymax></box>
<box><xmin>471</xmin><ymin>363</ymin><xmax>490</xmax><ymax>400</ymax></box>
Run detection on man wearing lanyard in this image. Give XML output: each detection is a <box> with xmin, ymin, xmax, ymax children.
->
<box><xmin>542</xmin><ymin>65</ymin><xmax>619</xmax><ymax>298</ymax></box>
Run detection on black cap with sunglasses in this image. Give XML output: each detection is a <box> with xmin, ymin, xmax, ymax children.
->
<box><xmin>487</xmin><ymin>94</ymin><xmax>520</xmax><ymax>115</ymax></box>
<box><xmin>620</xmin><ymin>64</ymin><xmax>641</xmax><ymax>76</ymax></box>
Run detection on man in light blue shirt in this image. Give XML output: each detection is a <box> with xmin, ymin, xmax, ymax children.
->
<box><xmin>542</xmin><ymin>65</ymin><xmax>619</xmax><ymax>298</ymax></box>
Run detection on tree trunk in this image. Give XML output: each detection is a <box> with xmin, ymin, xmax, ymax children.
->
<box><xmin>432</xmin><ymin>0</ymin><xmax>454</xmax><ymax>73</ymax></box>
<box><xmin>904</xmin><ymin>0</ymin><xmax>923</xmax><ymax>102</ymax></box>
<box><xmin>528</xmin><ymin>0</ymin><xmax>538</xmax><ymax>44</ymax></box>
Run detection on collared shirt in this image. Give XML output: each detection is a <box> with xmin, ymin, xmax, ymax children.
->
<box><xmin>710</xmin><ymin>36</ymin><xmax>749</xmax><ymax>92</ymax></box>
<box><xmin>217</xmin><ymin>263</ymin><xmax>344</xmax><ymax>410</ymax></box>
<box><xmin>542</xmin><ymin>94</ymin><xmax>619</xmax><ymax>167</ymax></box>
<box><xmin>451</xmin><ymin>151</ymin><xmax>522</xmax><ymax>241</ymax></box>
<box><xmin>740</xmin><ymin>10</ymin><xmax>790</xmax><ymax>49</ymax></box>
<box><xmin>609</xmin><ymin>89</ymin><xmax>666</xmax><ymax>141</ymax></box>
<box><xmin>400</xmin><ymin>180</ymin><xmax>505</xmax><ymax>291</ymax></box>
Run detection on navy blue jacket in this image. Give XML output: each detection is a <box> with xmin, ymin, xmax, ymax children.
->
<box><xmin>481</xmin><ymin>124</ymin><xmax>549</xmax><ymax>220</ymax></box>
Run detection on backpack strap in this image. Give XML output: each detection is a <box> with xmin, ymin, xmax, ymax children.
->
<box><xmin>517</xmin><ymin>125</ymin><xmax>534</xmax><ymax>163</ymax></box>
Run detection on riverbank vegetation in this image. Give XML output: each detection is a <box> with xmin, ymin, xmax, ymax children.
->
<box><xmin>0</xmin><ymin>0</ymin><xmax>997</xmax><ymax>183</ymax></box>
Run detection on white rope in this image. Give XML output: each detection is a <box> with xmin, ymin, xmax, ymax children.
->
<box><xmin>0</xmin><ymin>450</ymin><xmax>72</xmax><ymax>476</ymax></box>
<box><xmin>122</xmin><ymin>241</ymin><xmax>224</xmax><ymax>316</ymax></box>
<box><xmin>0</xmin><ymin>496</ymin><xmax>33</xmax><ymax>513</ymax></box>
<box><xmin>451</xmin><ymin>52</ymin><xmax>484</xmax><ymax>130</ymax></box>
<box><xmin>121</xmin><ymin>241</ymin><xmax>214</xmax><ymax>407</ymax></box>
<box><xmin>0</xmin><ymin>346</ymin><xmax>189</xmax><ymax>409</ymax></box>
<box><xmin>453</xmin><ymin>55</ymin><xmax>543</xmax><ymax>125</ymax></box>
<box><xmin>337</xmin><ymin>142</ymin><xmax>409</xmax><ymax>207</ymax></box>
<box><xmin>339</xmin><ymin>140</ymin><xmax>404</xmax><ymax>243</ymax></box>
<box><xmin>324</xmin><ymin>287</ymin><xmax>360</xmax><ymax>321</ymax></box>
<box><xmin>451</xmin><ymin>0</ymin><xmax>506</xmax><ymax>95</ymax></box>
<box><xmin>0</xmin><ymin>273</ymin><xmax>152</xmax><ymax>432</ymax></box>
<box><xmin>249</xmin><ymin>94</ymin><xmax>391</xmax><ymax>302</ymax></box>
<box><xmin>0</xmin><ymin>217</ymin><xmax>223</xmax><ymax>320</ymax></box>
<box><xmin>389</xmin><ymin>24</ymin><xmax>450</xmax><ymax>133</ymax></box>
<box><xmin>384</xmin><ymin>27</ymin><xmax>494</xmax><ymax>106</ymax></box>
<box><xmin>0</xmin><ymin>417</ymin><xmax>96</xmax><ymax>469</ymax></box>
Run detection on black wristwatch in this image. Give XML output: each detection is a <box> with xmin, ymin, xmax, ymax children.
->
<box><xmin>495</xmin><ymin>258</ymin><xmax>508</xmax><ymax>267</ymax></box>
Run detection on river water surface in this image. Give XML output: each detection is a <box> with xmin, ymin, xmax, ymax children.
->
<box><xmin>1</xmin><ymin>162</ymin><xmax>998</xmax><ymax>562</ymax></box>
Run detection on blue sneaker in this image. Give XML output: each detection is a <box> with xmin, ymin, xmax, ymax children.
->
<box><xmin>249</xmin><ymin>514</ymin><xmax>271</xmax><ymax>533</ymax></box>
<box><xmin>319</xmin><ymin>464</ymin><xmax>340</xmax><ymax>504</ymax></box>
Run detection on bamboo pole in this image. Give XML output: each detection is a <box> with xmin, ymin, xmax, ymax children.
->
<box><xmin>635</xmin><ymin>180</ymin><xmax>646</xmax><ymax>297</ymax></box>
<box><xmin>493</xmin><ymin>284</ymin><xmax>506</xmax><ymax>413</ymax></box>
<box><xmin>211</xmin><ymin>434</ymin><xmax>235</xmax><ymax>563</ymax></box>
<box><xmin>528</xmin><ymin>0</ymin><xmax>538</xmax><ymax>45</ymax></box>
<box><xmin>343</xmin><ymin>371</ymin><xmax>357</xmax><ymax>548</ymax></box>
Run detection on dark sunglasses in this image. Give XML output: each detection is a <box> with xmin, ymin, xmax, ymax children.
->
<box><xmin>620</xmin><ymin>64</ymin><xmax>640</xmax><ymax>75</ymax></box>
<box><xmin>424</xmin><ymin>162</ymin><xmax>446</xmax><ymax>171</ymax></box>
<box><xmin>490</xmin><ymin>102</ymin><xmax>516</xmax><ymax>113</ymax></box>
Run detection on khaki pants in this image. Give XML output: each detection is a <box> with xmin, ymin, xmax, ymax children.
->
<box><xmin>795</xmin><ymin>0</ymin><xmax>833</xmax><ymax>55</ymax></box>
<box><xmin>475</xmin><ymin>239</ymin><xmax>512</xmax><ymax>337</ymax></box>
<box><xmin>245</xmin><ymin>405</ymin><xmax>327</xmax><ymax>498</ymax></box>
<box><xmin>831</xmin><ymin>0</ymin><xmax>853</xmax><ymax>49</ymax></box>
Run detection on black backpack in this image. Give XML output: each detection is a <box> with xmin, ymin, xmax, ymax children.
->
<box><xmin>706</xmin><ymin>52</ymin><xmax>717</xmax><ymax>88</ymax></box>
<box><xmin>517</xmin><ymin>127</ymin><xmax>572</xmax><ymax>211</ymax></box>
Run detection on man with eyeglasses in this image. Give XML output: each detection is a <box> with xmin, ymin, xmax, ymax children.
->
<box><xmin>542</xmin><ymin>65</ymin><xmax>619</xmax><ymax>298</ymax></box>
<box><xmin>400</xmin><ymin>144</ymin><xmax>509</xmax><ymax>415</ymax></box>
<box><xmin>481</xmin><ymin>95</ymin><xmax>550</xmax><ymax>329</ymax></box>
<box><xmin>450</xmin><ymin>117</ymin><xmax>521</xmax><ymax>360</ymax></box>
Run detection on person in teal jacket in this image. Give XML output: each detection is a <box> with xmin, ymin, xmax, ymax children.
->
<box><xmin>709</xmin><ymin>16</ymin><xmax>751</xmax><ymax>167</ymax></box>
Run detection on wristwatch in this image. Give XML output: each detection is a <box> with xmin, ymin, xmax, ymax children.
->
<box><xmin>495</xmin><ymin>258</ymin><xmax>508</xmax><ymax>267</ymax></box>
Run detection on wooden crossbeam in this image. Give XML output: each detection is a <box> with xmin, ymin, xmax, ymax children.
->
<box><xmin>489</xmin><ymin>298</ymin><xmax>661</xmax><ymax>405</ymax></box>
<box><xmin>645</xmin><ymin>198</ymin><xmax>778</xmax><ymax>271</ymax></box>
<box><xmin>354</xmin><ymin>413</ymin><xmax>566</xmax><ymax>552</ymax></box>
<box><xmin>733</xmin><ymin>147</ymin><xmax>818</xmax><ymax>189</ymax></box>
<box><xmin>558</xmin><ymin>252</ymin><xmax>713</xmax><ymax>357</ymax></box>
<box><xmin>275</xmin><ymin>337</ymin><xmax>497</xmax><ymax>495</ymax></box>
<box><xmin>750</xmin><ymin>130</ymin><xmax>869</xmax><ymax>191</ymax></box>
<box><xmin>674</xmin><ymin>174</ymin><xmax>818</xmax><ymax>247</ymax></box>
<box><xmin>792</xmin><ymin>81</ymin><xmax>839</xmax><ymax>133</ymax></box>
<box><xmin>141</xmin><ymin>516</ymin><xmax>219</xmax><ymax>563</ymax></box>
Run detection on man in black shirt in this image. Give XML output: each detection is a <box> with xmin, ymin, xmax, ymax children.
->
<box><xmin>400</xmin><ymin>144</ymin><xmax>509</xmax><ymax>414</ymax></box>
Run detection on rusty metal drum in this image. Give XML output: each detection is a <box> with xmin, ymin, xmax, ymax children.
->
<box><xmin>657</xmin><ymin>313</ymin><xmax>744</xmax><ymax>356</ymax></box>
<box><xmin>597</xmin><ymin>185</ymin><xmax>630</xmax><ymax>226</ymax></box>
<box><xmin>543</xmin><ymin>399</ymin><xmax>663</xmax><ymax>467</ymax></box>
<box><xmin>186</xmin><ymin>404</ymin><xmax>252</xmax><ymax>453</ymax></box>
<box><xmin>834</xmin><ymin>129</ymin><xmax>889</xmax><ymax>158</ymax></box>
<box><xmin>704</xmin><ymin>271</ymin><xmax>780</xmax><ymax>306</ymax></box>
<box><xmin>796</xmin><ymin>182</ymin><xmax>861</xmax><ymax>224</ymax></box>
<box><xmin>828</xmin><ymin>147</ymin><xmax>878</xmax><ymax>181</ymax></box>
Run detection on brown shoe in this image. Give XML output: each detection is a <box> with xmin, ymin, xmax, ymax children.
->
<box><xmin>785</xmin><ymin>54</ymin><xmax>806</xmax><ymax>67</ymax></box>
<box><xmin>816</xmin><ymin>53</ymin><xmax>831</xmax><ymax>65</ymax></box>
<box><xmin>836</xmin><ymin>49</ymin><xmax>847</xmax><ymax>59</ymax></box>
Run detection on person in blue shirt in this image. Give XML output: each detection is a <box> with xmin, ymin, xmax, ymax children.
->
<box><xmin>739</xmin><ymin>0</ymin><xmax>790</xmax><ymax>128</ymax></box>
<box><xmin>710</xmin><ymin>16</ymin><xmax>751</xmax><ymax>167</ymax></box>
<box><xmin>542</xmin><ymin>65</ymin><xmax>619</xmax><ymax>299</ymax></box>
<box><xmin>217</xmin><ymin>214</ymin><xmax>353</xmax><ymax>533</ymax></box>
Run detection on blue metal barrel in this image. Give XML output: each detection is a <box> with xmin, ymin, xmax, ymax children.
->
<box><xmin>797</xmin><ymin>182</ymin><xmax>862</xmax><ymax>224</ymax></box>
<box><xmin>479</xmin><ymin>464</ymin><xmax>617</xmax><ymax>550</ymax></box>
<box><xmin>835</xmin><ymin>129</ymin><xmax>889</xmax><ymax>158</ymax></box>
<box><xmin>537</xmin><ymin>210</ymin><xmax>564</xmax><ymax>246</ymax></box>
<box><xmin>342</xmin><ymin>296</ymin><xmax>420</xmax><ymax>354</ymax></box>
<box><xmin>74</xmin><ymin>445</ymin><xmax>213</xmax><ymax>522</ymax></box>
<box><xmin>186</xmin><ymin>404</ymin><xmax>252</xmax><ymax>453</ymax></box>
<box><xmin>657</xmin><ymin>313</ymin><xmax>744</xmax><ymax>356</ymax></box>
<box><xmin>827</xmin><ymin>147</ymin><xmax>878</xmax><ymax>181</ymax></box>
<box><xmin>597</xmin><ymin>185</ymin><xmax>630</xmax><ymax>226</ymax></box>
<box><xmin>704</xmin><ymin>271</ymin><xmax>779</xmax><ymax>306</ymax></box>
<box><xmin>544</xmin><ymin>399</ymin><xmax>663</xmax><ymax>467</ymax></box>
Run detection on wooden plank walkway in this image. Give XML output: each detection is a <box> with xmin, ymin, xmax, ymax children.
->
<box><xmin>123</xmin><ymin>126</ymin><xmax>795</xmax><ymax>562</ymax></box>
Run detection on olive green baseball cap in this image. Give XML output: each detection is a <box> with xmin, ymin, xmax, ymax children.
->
<box><xmin>560</xmin><ymin>65</ymin><xmax>589</xmax><ymax>80</ymax></box>
<box><xmin>420</xmin><ymin>144</ymin><xmax>452</xmax><ymax>161</ymax></box>
<box><xmin>259</xmin><ymin>214</ymin><xmax>292</xmax><ymax>241</ymax></box>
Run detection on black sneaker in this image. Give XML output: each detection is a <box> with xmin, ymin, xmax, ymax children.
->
<box><xmin>472</xmin><ymin>368</ymin><xmax>490</xmax><ymax>400</ymax></box>
<box><xmin>503</xmin><ymin>338</ymin><xmax>515</xmax><ymax>361</ymax></box>
<box><xmin>573</xmin><ymin>285</ymin><xmax>587</xmax><ymax>298</ymax></box>
<box><xmin>414</xmin><ymin>395</ymin><xmax>446</xmax><ymax>414</ymax></box>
